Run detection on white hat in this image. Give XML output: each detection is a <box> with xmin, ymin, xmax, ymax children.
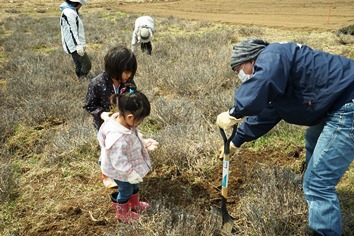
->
<box><xmin>70</xmin><ymin>0</ymin><xmax>87</xmax><ymax>5</ymax></box>
<box><xmin>138</xmin><ymin>27</ymin><xmax>152</xmax><ymax>43</ymax></box>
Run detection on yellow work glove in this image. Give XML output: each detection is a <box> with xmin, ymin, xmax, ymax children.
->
<box><xmin>216</xmin><ymin>111</ymin><xmax>243</xmax><ymax>130</ymax></box>
<box><xmin>218</xmin><ymin>142</ymin><xmax>237</xmax><ymax>160</ymax></box>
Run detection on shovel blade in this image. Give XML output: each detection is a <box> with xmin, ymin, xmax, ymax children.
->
<box><xmin>210</xmin><ymin>197</ymin><xmax>235</xmax><ymax>234</ymax></box>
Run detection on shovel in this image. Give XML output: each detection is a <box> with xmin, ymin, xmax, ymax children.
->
<box><xmin>214</xmin><ymin>124</ymin><xmax>238</xmax><ymax>233</ymax></box>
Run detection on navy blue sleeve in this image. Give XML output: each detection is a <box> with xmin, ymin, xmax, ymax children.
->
<box><xmin>232</xmin><ymin>48</ymin><xmax>292</xmax><ymax>118</ymax></box>
<box><xmin>232</xmin><ymin>104</ymin><xmax>282</xmax><ymax>147</ymax></box>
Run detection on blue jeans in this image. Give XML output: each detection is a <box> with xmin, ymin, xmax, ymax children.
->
<box><xmin>113</xmin><ymin>180</ymin><xmax>139</xmax><ymax>203</ymax></box>
<box><xmin>303</xmin><ymin>99</ymin><xmax>354</xmax><ymax>235</ymax></box>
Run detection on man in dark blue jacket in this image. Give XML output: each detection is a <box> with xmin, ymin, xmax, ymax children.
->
<box><xmin>216</xmin><ymin>38</ymin><xmax>354</xmax><ymax>236</ymax></box>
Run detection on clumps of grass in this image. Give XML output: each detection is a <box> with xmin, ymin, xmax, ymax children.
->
<box><xmin>246</xmin><ymin>121</ymin><xmax>306</xmax><ymax>160</ymax></box>
<box><xmin>4</xmin><ymin>9</ymin><xmax>18</xmax><ymax>14</ymax></box>
<box><xmin>235</xmin><ymin>164</ymin><xmax>307</xmax><ymax>235</ymax></box>
<box><xmin>3</xmin><ymin>124</ymin><xmax>47</xmax><ymax>159</ymax></box>
<box><xmin>337</xmin><ymin>25</ymin><xmax>354</xmax><ymax>36</ymax></box>
<box><xmin>149</xmin><ymin>124</ymin><xmax>219</xmax><ymax>173</ymax></box>
<box><xmin>292</xmin><ymin>36</ymin><xmax>308</xmax><ymax>45</ymax></box>
<box><xmin>336</xmin><ymin>33</ymin><xmax>354</xmax><ymax>46</ymax></box>
<box><xmin>0</xmin><ymin>151</ymin><xmax>18</xmax><ymax>234</ymax></box>
<box><xmin>41</xmin><ymin>120</ymin><xmax>97</xmax><ymax>165</ymax></box>
<box><xmin>335</xmin><ymin>25</ymin><xmax>354</xmax><ymax>45</ymax></box>
<box><xmin>337</xmin><ymin>48</ymin><xmax>354</xmax><ymax>60</ymax></box>
<box><xmin>238</xmin><ymin>26</ymin><xmax>264</xmax><ymax>37</ymax></box>
<box><xmin>35</xmin><ymin>9</ymin><xmax>46</xmax><ymax>14</ymax></box>
<box><xmin>0</xmin><ymin>164</ymin><xmax>19</xmax><ymax>235</ymax></box>
<box><xmin>0</xmin><ymin>158</ymin><xmax>18</xmax><ymax>203</ymax></box>
<box><xmin>108</xmin><ymin>199</ymin><xmax>220</xmax><ymax>235</ymax></box>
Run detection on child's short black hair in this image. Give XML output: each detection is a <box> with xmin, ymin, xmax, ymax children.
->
<box><xmin>104</xmin><ymin>45</ymin><xmax>137</xmax><ymax>82</ymax></box>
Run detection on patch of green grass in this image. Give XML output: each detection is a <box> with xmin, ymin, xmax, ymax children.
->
<box><xmin>247</xmin><ymin>121</ymin><xmax>305</xmax><ymax>152</ymax></box>
<box><xmin>0</xmin><ymin>201</ymin><xmax>18</xmax><ymax>233</ymax></box>
<box><xmin>4</xmin><ymin>124</ymin><xmax>46</xmax><ymax>159</ymax></box>
<box><xmin>338</xmin><ymin>164</ymin><xmax>354</xmax><ymax>234</ymax></box>
<box><xmin>338</xmin><ymin>25</ymin><xmax>354</xmax><ymax>35</ymax></box>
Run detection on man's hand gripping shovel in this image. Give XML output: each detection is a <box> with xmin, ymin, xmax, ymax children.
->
<box><xmin>213</xmin><ymin>124</ymin><xmax>237</xmax><ymax>233</ymax></box>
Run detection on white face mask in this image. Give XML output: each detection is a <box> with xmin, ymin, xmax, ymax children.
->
<box><xmin>237</xmin><ymin>69</ymin><xmax>252</xmax><ymax>83</ymax></box>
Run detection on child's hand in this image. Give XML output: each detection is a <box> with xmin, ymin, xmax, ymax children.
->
<box><xmin>127</xmin><ymin>170</ymin><xmax>143</xmax><ymax>184</ymax></box>
<box><xmin>144</xmin><ymin>138</ymin><xmax>159</xmax><ymax>151</ymax></box>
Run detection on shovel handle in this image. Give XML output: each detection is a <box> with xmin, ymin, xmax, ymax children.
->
<box><xmin>219</xmin><ymin>125</ymin><xmax>238</xmax><ymax>155</ymax></box>
<box><xmin>219</xmin><ymin>125</ymin><xmax>238</xmax><ymax>198</ymax></box>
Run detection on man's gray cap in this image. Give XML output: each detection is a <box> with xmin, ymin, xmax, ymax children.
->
<box><xmin>230</xmin><ymin>38</ymin><xmax>269</xmax><ymax>70</ymax></box>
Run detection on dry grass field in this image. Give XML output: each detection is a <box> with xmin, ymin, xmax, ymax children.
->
<box><xmin>1</xmin><ymin>0</ymin><xmax>354</xmax><ymax>235</ymax></box>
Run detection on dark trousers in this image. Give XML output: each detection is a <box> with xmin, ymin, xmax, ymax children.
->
<box><xmin>71</xmin><ymin>51</ymin><xmax>92</xmax><ymax>78</ymax></box>
<box><xmin>141</xmin><ymin>41</ymin><xmax>152</xmax><ymax>55</ymax></box>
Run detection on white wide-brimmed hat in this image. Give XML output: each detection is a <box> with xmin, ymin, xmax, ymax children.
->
<box><xmin>70</xmin><ymin>0</ymin><xmax>87</xmax><ymax>5</ymax></box>
<box><xmin>138</xmin><ymin>27</ymin><xmax>152</xmax><ymax>43</ymax></box>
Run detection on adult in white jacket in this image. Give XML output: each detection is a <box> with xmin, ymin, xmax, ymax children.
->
<box><xmin>131</xmin><ymin>16</ymin><xmax>155</xmax><ymax>55</ymax></box>
<box><xmin>60</xmin><ymin>0</ymin><xmax>91</xmax><ymax>79</ymax></box>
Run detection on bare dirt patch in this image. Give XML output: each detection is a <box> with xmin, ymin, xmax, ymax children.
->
<box><xmin>1</xmin><ymin>0</ymin><xmax>354</xmax><ymax>31</ymax></box>
<box><xmin>114</xmin><ymin>0</ymin><xmax>354</xmax><ymax>31</ymax></box>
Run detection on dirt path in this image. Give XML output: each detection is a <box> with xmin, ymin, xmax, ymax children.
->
<box><xmin>2</xmin><ymin>0</ymin><xmax>353</xmax><ymax>31</ymax></box>
<box><xmin>113</xmin><ymin>0</ymin><xmax>354</xmax><ymax>31</ymax></box>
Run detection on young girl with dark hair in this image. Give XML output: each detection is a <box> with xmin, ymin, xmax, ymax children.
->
<box><xmin>97</xmin><ymin>85</ymin><xmax>158</xmax><ymax>223</ymax></box>
<box><xmin>84</xmin><ymin>45</ymin><xmax>137</xmax><ymax>130</ymax></box>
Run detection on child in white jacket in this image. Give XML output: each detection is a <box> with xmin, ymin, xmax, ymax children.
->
<box><xmin>97</xmin><ymin>85</ymin><xmax>158</xmax><ymax>223</ymax></box>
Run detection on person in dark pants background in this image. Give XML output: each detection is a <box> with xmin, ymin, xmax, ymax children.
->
<box><xmin>131</xmin><ymin>16</ymin><xmax>155</xmax><ymax>56</ymax></box>
<box><xmin>60</xmin><ymin>0</ymin><xmax>91</xmax><ymax>79</ymax></box>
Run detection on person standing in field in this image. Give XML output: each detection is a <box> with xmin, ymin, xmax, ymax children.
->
<box><xmin>60</xmin><ymin>0</ymin><xmax>91</xmax><ymax>79</ymax></box>
<box><xmin>131</xmin><ymin>16</ymin><xmax>155</xmax><ymax>56</ymax></box>
<box><xmin>97</xmin><ymin>85</ymin><xmax>158</xmax><ymax>223</ymax></box>
<box><xmin>216</xmin><ymin>38</ymin><xmax>354</xmax><ymax>235</ymax></box>
<box><xmin>83</xmin><ymin>45</ymin><xmax>138</xmax><ymax>189</ymax></box>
